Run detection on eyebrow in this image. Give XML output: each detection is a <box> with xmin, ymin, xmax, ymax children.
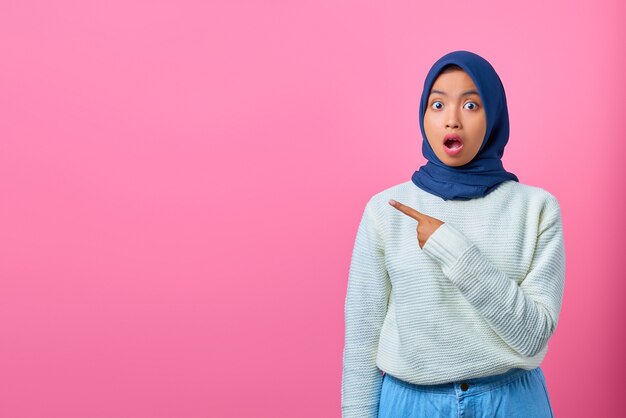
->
<box><xmin>429</xmin><ymin>89</ymin><xmax>480</xmax><ymax>97</ymax></box>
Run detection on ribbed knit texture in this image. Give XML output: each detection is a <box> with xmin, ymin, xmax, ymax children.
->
<box><xmin>341</xmin><ymin>179</ymin><xmax>566</xmax><ymax>418</ymax></box>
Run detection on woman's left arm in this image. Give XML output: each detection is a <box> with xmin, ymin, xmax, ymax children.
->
<box><xmin>391</xmin><ymin>196</ymin><xmax>566</xmax><ymax>358</ymax></box>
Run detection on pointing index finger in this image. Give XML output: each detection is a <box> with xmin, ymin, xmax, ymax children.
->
<box><xmin>389</xmin><ymin>199</ymin><xmax>423</xmax><ymax>221</ymax></box>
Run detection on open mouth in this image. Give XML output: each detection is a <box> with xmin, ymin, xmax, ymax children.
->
<box><xmin>443</xmin><ymin>134</ymin><xmax>463</xmax><ymax>156</ymax></box>
<box><xmin>444</xmin><ymin>138</ymin><xmax>463</xmax><ymax>150</ymax></box>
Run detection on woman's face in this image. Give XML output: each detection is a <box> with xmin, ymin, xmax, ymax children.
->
<box><xmin>423</xmin><ymin>69</ymin><xmax>487</xmax><ymax>167</ymax></box>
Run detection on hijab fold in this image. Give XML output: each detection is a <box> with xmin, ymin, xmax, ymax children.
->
<box><xmin>411</xmin><ymin>50</ymin><xmax>519</xmax><ymax>201</ymax></box>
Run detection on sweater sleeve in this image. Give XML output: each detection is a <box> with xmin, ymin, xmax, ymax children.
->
<box><xmin>421</xmin><ymin>196</ymin><xmax>566</xmax><ymax>357</ymax></box>
<box><xmin>342</xmin><ymin>201</ymin><xmax>391</xmax><ymax>418</ymax></box>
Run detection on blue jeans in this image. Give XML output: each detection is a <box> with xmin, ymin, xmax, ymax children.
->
<box><xmin>378</xmin><ymin>367</ymin><xmax>554</xmax><ymax>418</ymax></box>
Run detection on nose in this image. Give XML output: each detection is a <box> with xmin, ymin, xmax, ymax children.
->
<box><xmin>446</xmin><ymin>110</ymin><xmax>461</xmax><ymax>129</ymax></box>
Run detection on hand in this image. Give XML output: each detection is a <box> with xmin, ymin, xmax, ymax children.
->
<box><xmin>388</xmin><ymin>199</ymin><xmax>444</xmax><ymax>249</ymax></box>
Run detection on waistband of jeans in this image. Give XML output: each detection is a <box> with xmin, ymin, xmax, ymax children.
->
<box><xmin>384</xmin><ymin>367</ymin><xmax>539</xmax><ymax>394</ymax></box>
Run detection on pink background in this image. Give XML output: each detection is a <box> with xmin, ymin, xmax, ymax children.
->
<box><xmin>1</xmin><ymin>1</ymin><xmax>624</xmax><ymax>417</ymax></box>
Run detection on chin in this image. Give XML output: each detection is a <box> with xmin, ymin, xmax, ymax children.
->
<box><xmin>438</xmin><ymin>153</ymin><xmax>466</xmax><ymax>167</ymax></box>
<box><xmin>445</xmin><ymin>161</ymin><xmax>466</xmax><ymax>167</ymax></box>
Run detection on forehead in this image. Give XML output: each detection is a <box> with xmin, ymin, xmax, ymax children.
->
<box><xmin>429</xmin><ymin>69</ymin><xmax>479</xmax><ymax>94</ymax></box>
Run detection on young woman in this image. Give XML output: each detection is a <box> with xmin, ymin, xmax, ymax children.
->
<box><xmin>341</xmin><ymin>51</ymin><xmax>565</xmax><ymax>417</ymax></box>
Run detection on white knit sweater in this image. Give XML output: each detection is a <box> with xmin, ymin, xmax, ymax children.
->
<box><xmin>341</xmin><ymin>179</ymin><xmax>566</xmax><ymax>417</ymax></box>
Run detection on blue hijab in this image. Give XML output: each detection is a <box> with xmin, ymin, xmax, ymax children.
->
<box><xmin>411</xmin><ymin>50</ymin><xmax>519</xmax><ymax>201</ymax></box>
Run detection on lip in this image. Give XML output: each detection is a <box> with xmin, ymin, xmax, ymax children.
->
<box><xmin>443</xmin><ymin>133</ymin><xmax>464</xmax><ymax>156</ymax></box>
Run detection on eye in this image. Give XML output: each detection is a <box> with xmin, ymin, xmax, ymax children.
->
<box><xmin>431</xmin><ymin>101</ymin><xmax>444</xmax><ymax>110</ymax></box>
<box><xmin>464</xmin><ymin>101</ymin><xmax>479</xmax><ymax>110</ymax></box>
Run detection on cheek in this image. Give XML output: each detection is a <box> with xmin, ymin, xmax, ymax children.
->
<box><xmin>423</xmin><ymin>118</ymin><xmax>438</xmax><ymax>146</ymax></box>
<box><xmin>478</xmin><ymin>113</ymin><xmax>487</xmax><ymax>135</ymax></box>
<box><xmin>423</xmin><ymin>112</ymin><xmax>438</xmax><ymax>136</ymax></box>
<box><xmin>470</xmin><ymin>115</ymin><xmax>487</xmax><ymax>144</ymax></box>
<box><xmin>479</xmin><ymin>122</ymin><xmax>487</xmax><ymax>146</ymax></box>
